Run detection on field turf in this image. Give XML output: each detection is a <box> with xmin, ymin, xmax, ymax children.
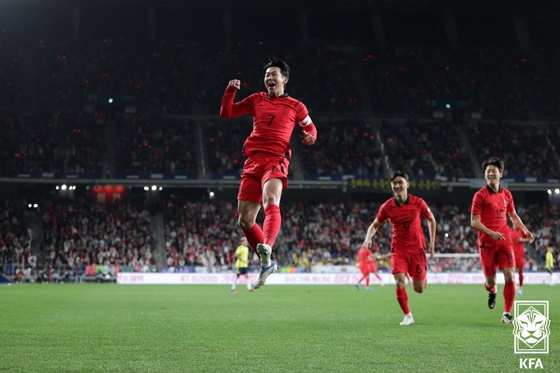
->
<box><xmin>1</xmin><ymin>283</ymin><xmax>558</xmax><ymax>372</ymax></box>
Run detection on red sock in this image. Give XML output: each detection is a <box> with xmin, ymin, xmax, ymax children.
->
<box><xmin>365</xmin><ymin>276</ymin><xmax>370</xmax><ymax>287</ymax></box>
<box><xmin>518</xmin><ymin>273</ymin><xmax>524</xmax><ymax>288</ymax></box>
<box><xmin>396</xmin><ymin>287</ymin><xmax>410</xmax><ymax>314</ymax></box>
<box><xmin>358</xmin><ymin>275</ymin><xmax>366</xmax><ymax>284</ymax></box>
<box><xmin>484</xmin><ymin>283</ymin><xmax>496</xmax><ymax>293</ymax></box>
<box><xmin>504</xmin><ymin>281</ymin><xmax>515</xmax><ymax>313</ymax></box>
<box><xmin>263</xmin><ymin>204</ymin><xmax>281</xmax><ymax>247</ymax></box>
<box><xmin>374</xmin><ymin>273</ymin><xmax>382</xmax><ymax>282</ymax></box>
<box><xmin>243</xmin><ymin>224</ymin><xmax>264</xmax><ymax>257</ymax></box>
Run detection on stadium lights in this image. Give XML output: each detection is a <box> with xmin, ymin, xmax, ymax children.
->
<box><xmin>27</xmin><ymin>203</ymin><xmax>39</xmax><ymax>209</ymax></box>
<box><xmin>144</xmin><ymin>185</ymin><xmax>162</xmax><ymax>191</ymax></box>
<box><xmin>56</xmin><ymin>185</ymin><xmax>76</xmax><ymax>191</ymax></box>
<box><xmin>556</xmin><ymin>188</ymin><xmax>560</xmax><ymax>195</ymax></box>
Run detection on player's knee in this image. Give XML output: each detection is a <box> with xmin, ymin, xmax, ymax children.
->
<box><xmin>237</xmin><ymin>218</ymin><xmax>253</xmax><ymax>231</ymax></box>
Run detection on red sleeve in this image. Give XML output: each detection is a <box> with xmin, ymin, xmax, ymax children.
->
<box><xmin>219</xmin><ymin>86</ymin><xmax>253</xmax><ymax>118</ymax></box>
<box><xmin>419</xmin><ymin>198</ymin><xmax>432</xmax><ymax>219</ymax></box>
<box><xmin>295</xmin><ymin>101</ymin><xmax>317</xmax><ymax>141</ymax></box>
<box><xmin>471</xmin><ymin>190</ymin><xmax>483</xmax><ymax>215</ymax></box>
<box><xmin>506</xmin><ymin>189</ymin><xmax>515</xmax><ymax>214</ymax></box>
<box><xmin>376</xmin><ymin>201</ymin><xmax>389</xmax><ymax>225</ymax></box>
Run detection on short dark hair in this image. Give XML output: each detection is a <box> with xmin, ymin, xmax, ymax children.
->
<box><xmin>390</xmin><ymin>170</ymin><xmax>409</xmax><ymax>182</ymax></box>
<box><xmin>263</xmin><ymin>57</ymin><xmax>290</xmax><ymax>78</ymax></box>
<box><xmin>482</xmin><ymin>157</ymin><xmax>504</xmax><ymax>173</ymax></box>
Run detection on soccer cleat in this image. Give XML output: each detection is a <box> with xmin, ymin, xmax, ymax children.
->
<box><xmin>248</xmin><ymin>289</ymin><xmax>256</xmax><ymax>293</ymax></box>
<box><xmin>355</xmin><ymin>284</ymin><xmax>360</xmax><ymax>290</ymax></box>
<box><xmin>488</xmin><ymin>289</ymin><xmax>497</xmax><ymax>309</ymax></box>
<box><xmin>501</xmin><ymin>313</ymin><xmax>513</xmax><ymax>323</ymax></box>
<box><xmin>231</xmin><ymin>289</ymin><xmax>237</xmax><ymax>293</ymax></box>
<box><xmin>399</xmin><ymin>313</ymin><xmax>415</xmax><ymax>326</ymax></box>
<box><xmin>365</xmin><ymin>287</ymin><xmax>371</xmax><ymax>291</ymax></box>
<box><xmin>254</xmin><ymin>261</ymin><xmax>277</xmax><ymax>289</ymax></box>
<box><xmin>256</xmin><ymin>243</ymin><xmax>272</xmax><ymax>267</ymax></box>
<box><xmin>516</xmin><ymin>287</ymin><xmax>522</xmax><ymax>297</ymax></box>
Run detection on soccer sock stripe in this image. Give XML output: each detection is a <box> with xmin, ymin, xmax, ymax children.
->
<box><xmin>263</xmin><ymin>204</ymin><xmax>281</xmax><ymax>247</ymax></box>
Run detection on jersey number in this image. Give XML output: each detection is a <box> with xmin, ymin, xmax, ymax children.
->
<box><xmin>267</xmin><ymin>114</ymin><xmax>276</xmax><ymax>126</ymax></box>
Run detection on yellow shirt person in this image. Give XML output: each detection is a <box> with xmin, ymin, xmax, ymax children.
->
<box><xmin>231</xmin><ymin>238</ymin><xmax>255</xmax><ymax>293</ymax></box>
<box><xmin>545</xmin><ymin>245</ymin><xmax>555</xmax><ymax>286</ymax></box>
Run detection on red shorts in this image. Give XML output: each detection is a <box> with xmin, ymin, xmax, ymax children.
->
<box><xmin>514</xmin><ymin>250</ymin><xmax>524</xmax><ymax>271</ymax></box>
<box><xmin>478</xmin><ymin>240</ymin><xmax>515</xmax><ymax>276</ymax></box>
<box><xmin>237</xmin><ymin>155</ymin><xmax>290</xmax><ymax>202</ymax></box>
<box><xmin>390</xmin><ymin>250</ymin><xmax>427</xmax><ymax>281</ymax></box>
<box><xmin>359</xmin><ymin>262</ymin><xmax>377</xmax><ymax>275</ymax></box>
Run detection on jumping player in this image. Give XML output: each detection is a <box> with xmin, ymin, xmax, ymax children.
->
<box><xmin>220</xmin><ymin>57</ymin><xmax>317</xmax><ymax>289</ymax></box>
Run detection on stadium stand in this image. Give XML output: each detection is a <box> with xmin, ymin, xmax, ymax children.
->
<box><xmin>0</xmin><ymin>0</ymin><xmax>559</xmax><ymax>280</ymax></box>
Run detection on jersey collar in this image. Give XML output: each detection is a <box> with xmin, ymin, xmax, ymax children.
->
<box><xmin>486</xmin><ymin>185</ymin><xmax>503</xmax><ymax>193</ymax></box>
<box><xmin>267</xmin><ymin>93</ymin><xmax>289</xmax><ymax>99</ymax></box>
<box><xmin>393</xmin><ymin>195</ymin><xmax>410</xmax><ymax>206</ymax></box>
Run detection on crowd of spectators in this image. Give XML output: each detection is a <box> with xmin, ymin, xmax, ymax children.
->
<box><xmin>2</xmin><ymin>38</ymin><xmax>560</xmax><ymax>179</ymax></box>
<box><xmin>2</xmin><ymin>194</ymin><xmax>558</xmax><ymax>281</ymax></box>
<box><xmin>2</xmin><ymin>34</ymin><xmax>560</xmax><ymax>281</ymax></box>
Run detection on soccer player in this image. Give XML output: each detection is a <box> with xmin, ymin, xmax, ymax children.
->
<box><xmin>355</xmin><ymin>246</ymin><xmax>385</xmax><ymax>290</ymax></box>
<box><xmin>231</xmin><ymin>237</ymin><xmax>255</xmax><ymax>293</ymax></box>
<box><xmin>362</xmin><ymin>171</ymin><xmax>436</xmax><ymax>325</ymax></box>
<box><xmin>470</xmin><ymin>157</ymin><xmax>534</xmax><ymax>323</ymax></box>
<box><xmin>510</xmin><ymin>225</ymin><xmax>534</xmax><ymax>296</ymax></box>
<box><xmin>545</xmin><ymin>245</ymin><xmax>555</xmax><ymax>286</ymax></box>
<box><xmin>220</xmin><ymin>57</ymin><xmax>317</xmax><ymax>289</ymax></box>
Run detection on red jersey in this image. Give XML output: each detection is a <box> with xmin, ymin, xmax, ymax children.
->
<box><xmin>376</xmin><ymin>194</ymin><xmax>432</xmax><ymax>253</ymax></box>
<box><xmin>471</xmin><ymin>186</ymin><xmax>514</xmax><ymax>247</ymax></box>
<box><xmin>357</xmin><ymin>247</ymin><xmax>374</xmax><ymax>264</ymax></box>
<box><xmin>220</xmin><ymin>87</ymin><xmax>310</xmax><ymax>158</ymax></box>
<box><xmin>510</xmin><ymin>228</ymin><xmax>527</xmax><ymax>257</ymax></box>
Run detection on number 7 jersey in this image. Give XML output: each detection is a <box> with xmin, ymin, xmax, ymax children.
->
<box><xmin>220</xmin><ymin>86</ymin><xmax>310</xmax><ymax>158</ymax></box>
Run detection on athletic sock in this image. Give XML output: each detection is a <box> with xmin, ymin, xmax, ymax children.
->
<box><xmin>396</xmin><ymin>287</ymin><xmax>410</xmax><ymax>314</ymax></box>
<box><xmin>518</xmin><ymin>273</ymin><xmax>524</xmax><ymax>288</ymax></box>
<box><xmin>484</xmin><ymin>283</ymin><xmax>497</xmax><ymax>293</ymax></box>
<box><xmin>263</xmin><ymin>204</ymin><xmax>281</xmax><ymax>247</ymax></box>
<box><xmin>504</xmin><ymin>281</ymin><xmax>515</xmax><ymax>313</ymax></box>
<box><xmin>243</xmin><ymin>224</ymin><xmax>265</xmax><ymax>257</ymax></box>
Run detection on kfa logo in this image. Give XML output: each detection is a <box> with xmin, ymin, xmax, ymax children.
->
<box><xmin>512</xmin><ymin>300</ymin><xmax>550</xmax><ymax>354</ymax></box>
<box><xmin>519</xmin><ymin>358</ymin><xmax>543</xmax><ymax>369</ymax></box>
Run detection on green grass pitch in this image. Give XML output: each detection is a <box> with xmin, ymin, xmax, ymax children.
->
<box><xmin>1</xmin><ymin>284</ymin><xmax>558</xmax><ymax>372</ymax></box>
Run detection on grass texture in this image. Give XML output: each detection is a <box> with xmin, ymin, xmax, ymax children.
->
<box><xmin>1</xmin><ymin>283</ymin><xmax>559</xmax><ymax>372</ymax></box>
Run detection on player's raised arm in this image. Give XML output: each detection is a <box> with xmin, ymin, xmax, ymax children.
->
<box><xmin>220</xmin><ymin>79</ymin><xmax>251</xmax><ymax>119</ymax></box>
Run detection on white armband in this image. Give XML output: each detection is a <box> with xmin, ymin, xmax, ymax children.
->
<box><xmin>299</xmin><ymin>115</ymin><xmax>312</xmax><ymax>126</ymax></box>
